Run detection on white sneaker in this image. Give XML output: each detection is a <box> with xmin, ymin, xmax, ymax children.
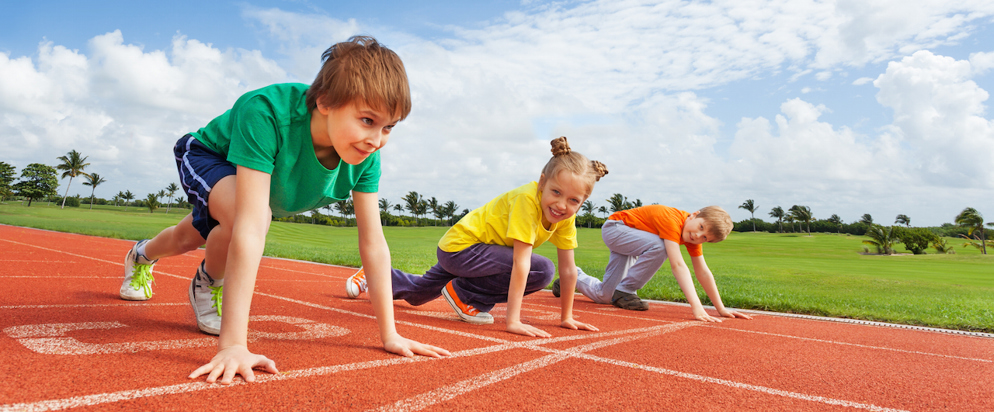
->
<box><xmin>120</xmin><ymin>239</ymin><xmax>157</xmax><ymax>301</ymax></box>
<box><xmin>345</xmin><ymin>267</ymin><xmax>367</xmax><ymax>298</ymax></box>
<box><xmin>441</xmin><ymin>281</ymin><xmax>494</xmax><ymax>325</ymax></box>
<box><xmin>189</xmin><ymin>262</ymin><xmax>223</xmax><ymax>335</ymax></box>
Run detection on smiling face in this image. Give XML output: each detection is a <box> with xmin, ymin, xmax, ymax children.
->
<box><xmin>313</xmin><ymin>99</ymin><xmax>399</xmax><ymax>166</ymax></box>
<box><xmin>681</xmin><ymin>211</ymin><xmax>715</xmax><ymax>244</ymax></box>
<box><xmin>538</xmin><ymin>170</ymin><xmax>589</xmax><ymax>228</ymax></box>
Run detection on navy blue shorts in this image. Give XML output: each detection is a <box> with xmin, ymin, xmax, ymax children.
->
<box><xmin>174</xmin><ymin>134</ymin><xmax>237</xmax><ymax>240</ymax></box>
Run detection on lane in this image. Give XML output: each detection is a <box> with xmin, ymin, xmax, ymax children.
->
<box><xmin>0</xmin><ymin>224</ymin><xmax>991</xmax><ymax>411</ymax></box>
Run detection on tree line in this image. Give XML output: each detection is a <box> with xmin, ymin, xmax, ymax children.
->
<box><xmin>736</xmin><ymin>199</ymin><xmax>991</xmax><ymax>255</ymax></box>
<box><xmin>3</xmin><ymin>152</ymin><xmax>988</xmax><ymax>255</ymax></box>
<box><xmin>0</xmin><ymin>153</ymin><xmax>186</xmax><ymax>213</ymax></box>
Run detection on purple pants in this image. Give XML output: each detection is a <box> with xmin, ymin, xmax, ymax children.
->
<box><xmin>392</xmin><ymin>244</ymin><xmax>556</xmax><ymax>312</ymax></box>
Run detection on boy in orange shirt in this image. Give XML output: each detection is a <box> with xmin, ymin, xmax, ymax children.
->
<box><xmin>555</xmin><ymin>205</ymin><xmax>751</xmax><ymax>322</ymax></box>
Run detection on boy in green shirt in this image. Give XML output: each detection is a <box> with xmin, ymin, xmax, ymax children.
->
<box><xmin>118</xmin><ymin>36</ymin><xmax>449</xmax><ymax>384</ymax></box>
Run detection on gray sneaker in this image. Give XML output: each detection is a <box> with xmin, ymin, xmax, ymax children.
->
<box><xmin>189</xmin><ymin>262</ymin><xmax>223</xmax><ymax>335</ymax></box>
<box><xmin>120</xmin><ymin>239</ymin><xmax>157</xmax><ymax>301</ymax></box>
<box><xmin>612</xmin><ymin>290</ymin><xmax>649</xmax><ymax>311</ymax></box>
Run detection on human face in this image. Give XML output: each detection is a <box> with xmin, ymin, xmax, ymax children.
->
<box><xmin>681</xmin><ymin>211</ymin><xmax>714</xmax><ymax>244</ymax></box>
<box><xmin>538</xmin><ymin>171</ymin><xmax>588</xmax><ymax>228</ymax></box>
<box><xmin>315</xmin><ymin>100</ymin><xmax>399</xmax><ymax>165</ymax></box>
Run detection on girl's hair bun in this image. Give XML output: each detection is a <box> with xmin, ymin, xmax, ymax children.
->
<box><xmin>590</xmin><ymin>160</ymin><xmax>609</xmax><ymax>181</ymax></box>
<box><xmin>550</xmin><ymin>136</ymin><xmax>572</xmax><ymax>157</ymax></box>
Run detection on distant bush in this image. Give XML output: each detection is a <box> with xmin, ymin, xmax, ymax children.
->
<box><xmin>895</xmin><ymin>227</ymin><xmax>939</xmax><ymax>254</ymax></box>
<box><xmin>62</xmin><ymin>196</ymin><xmax>81</xmax><ymax>207</ymax></box>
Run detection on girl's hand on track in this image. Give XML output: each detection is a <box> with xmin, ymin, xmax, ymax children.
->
<box><xmin>507</xmin><ymin>321</ymin><xmax>552</xmax><ymax>338</ymax></box>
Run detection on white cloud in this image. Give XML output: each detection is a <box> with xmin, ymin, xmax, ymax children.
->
<box><xmin>0</xmin><ymin>31</ymin><xmax>288</xmax><ymax>199</ymax></box>
<box><xmin>874</xmin><ymin>50</ymin><xmax>994</xmax><ymax>186</ymax></box>
<box><xmin>3</xmin><ymin>1</ymin><xmax>993</xmax><ymax>226</ymax></box>
<box><xmin>852</xmin><ymin>76</ymin><xmax>875</xmax><ymax>85</ymax></box>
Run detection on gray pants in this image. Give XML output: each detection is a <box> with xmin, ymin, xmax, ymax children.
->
<box><xmin>576</xmin><ymin>219</ymin><xmax>669</xmax><ymax>304</ymax></box>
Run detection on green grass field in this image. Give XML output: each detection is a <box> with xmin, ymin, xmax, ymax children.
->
<box><xmin>2</xmin><ymin>202</ymin><xmax>992</xmax><ymax>332</ymax></box>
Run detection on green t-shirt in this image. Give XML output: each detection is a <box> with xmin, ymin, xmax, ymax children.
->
<box><xmin>192</xmin><ymin>83</ymin><xmax>380</xmax><ymax>217</ymax></box>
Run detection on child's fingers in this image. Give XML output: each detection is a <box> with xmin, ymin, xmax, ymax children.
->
<box><xmin>188</xmin><ymin>362</ymin><xmax>215</xmax><ymax>379</ymax></box>
<box><xmin>206</xmin><ymin>364</ymin><xmax>225</xmax><ymax>383</ymax></box>
<box><xmin>261</xmin><ymin>357</ymin><xmax>279</xmax><ymax>374</ymax></box>
<box><xmin>426</xmin><ymin>345</ymin><xmax>452</xmax><ymax>357</ymax></box>
<box><xmin>579</xmin><ymin>322</ymin><xmax>599</xmax><ymax>331</ymax></box>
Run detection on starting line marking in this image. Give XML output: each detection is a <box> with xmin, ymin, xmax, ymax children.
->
<box><xmin>2</xmin><ymin>316</ymin><xmax>349</xmax><ymax>355</ymax></box>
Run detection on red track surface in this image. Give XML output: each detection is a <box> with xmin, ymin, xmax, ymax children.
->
<box><xmin>0</xmin><ymin>224</ymin><xmax>991</xmax><ymax>411</ymax></box>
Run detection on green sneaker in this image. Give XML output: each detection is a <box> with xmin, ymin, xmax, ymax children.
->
<box><xmin>120</xmin><ymin>240</ymin><xmax>157</xmax><ymax>301</ymax></box>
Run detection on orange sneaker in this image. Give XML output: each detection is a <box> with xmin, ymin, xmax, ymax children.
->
<box><xmin>441</xmin><ymin>281</ymin><xmax>493</xmax><ymax>324</ymax></box>
<box><xmin>345</xmin><ymin>267</ymin><xmax>366</xmax><ymax>298</ymax></box>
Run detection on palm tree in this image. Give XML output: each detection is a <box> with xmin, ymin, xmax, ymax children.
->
<box><xmin>582</xmin><ymin>200</ymin><xmax>595</xmax><ymax>228</ymax></box>
<box><xmin>955</xmin><ymin>207</ymin><xmax>987</xmax><ymax>255</ymax></box>
<box><xmin>81</xmin><ymin>173</ymin><xmax>107</xmax><ymax>210</ymax></box>
<box><xmin>739</xmin><ymin>199</ymin><xmax>758</xmax><ymax>231</ymax></box>
<box><xmin>895</xmin><ymin>214</ymin><xmax>910</xmax><ymax>227</ymax></box>
<box><xmin>428</xmin><ymin>197</ymin><xmax>441</xmax><ymax>226</ymax></box>
<box><xmin>789</xmin><ymin>205</ymin><xmax>813</xmax><ymax>235</ymax></box>
<box><xmin>860</xmin><ymin>214</ymin><xmax>874</xmax><ymax>225</ymax></box>
<box><xmin>334</xmin><ymin>200</ymin><xmax>349</xmax><ymax>225</ymax></box>
<box><xmin>607</xmin><ymin>193</ymin><xmax>628</xmax><ymax>213</ymax></box>
<box><xmin>165</xmin><ymin>183</ymin><xmax>179</xmax><ymax>213</ymax></box>
<box><xmin>863</xmin><ymin>224</ymin><xmax>896</xmax><ymax>254</ymax></box>
<box><xmin>416</xmin><ymin>199</ymin><xmax>429</xmax><ymax>225</ymax></box>
<box><xmin>597</xmin><ymin>205</ymin><xmax>609</xmax><ymax>219</ymax></box>
<box><xmin>56</xmin><ymin>150</ymin><xmax>91</xmax><ymax>209</ymax></box>
<box><xmin>344</xmin><ymin>197</ymin><xmax>355</xmax><ymax>224</ymax></box>
<box><xmin>442</xmin><ymin>200</ymin><xmax>458</xmax><ymax>225</ymax></box>
<box><xmin>144</xmin><ymin>193</ymin><xmax>159</xmax><ymax>213</ymax></box>
<box><xmin>827</xmin><ymin>214</ymin><xmax>843</xmax><ymax>234</ymax></box>
<box><xmin>769</xmin><ymin>206</ymin><xmax>785</xmax><ymax>233</ymax></box>
<box><xmin>403</xmin><ymin>191</ymin><xmax>423</xmax><ymax>226</ymax></box>
<box><xmin>392</xmin><ymin>204</ymin><xmax>403</xmax><ymax>218</ymax></box>
<box><xmin>122</xmin><ymin>190</ymin><xmax>135</xmax><ymax>211</ymax></box>
<box><xmin>379</xmin><ymin>198</ymin><xmax>393</xmax><ymax>226</ymax></box>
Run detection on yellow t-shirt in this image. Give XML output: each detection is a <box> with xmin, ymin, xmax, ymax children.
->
<box><xmin>439</xmin><ymin>182</ymin><xmax>578</xmax><ymax>253</ymax></box>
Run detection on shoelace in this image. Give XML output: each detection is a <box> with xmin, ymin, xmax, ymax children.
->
<box><xmin>209</xmin><ymin>285</ymin><xmax>223</xmax><ymax>316</ymax></box>
<box><xmin>130</xmin><ymin>264</ymin><xmax>155</xmax><ymax>299</ymax></box>
<box><xmin>464</xmin><ymin>305</ymin><xmax>480</xmax><ymax>316</ymax></box>
<box><xmin>353</xmin><ymin>273</ymin><xmax>367</xmax><ymax>292</ymax></box>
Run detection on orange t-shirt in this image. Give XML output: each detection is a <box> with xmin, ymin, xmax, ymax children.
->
<box><xmin>608</xmin><ymin>205</ymin><xmax>703</xmax><ymax>257</ymax></box>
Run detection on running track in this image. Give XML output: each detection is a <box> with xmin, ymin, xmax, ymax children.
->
<box><xmin>0</xmin><ymin>224</ymin><xmax>991</xmax><ymax>411</ymax></box>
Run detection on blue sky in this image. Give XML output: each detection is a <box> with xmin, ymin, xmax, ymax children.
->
<box><xmin>2</xmin><ymin>0</ymin><xmax>994</xmax><ymax>226</ymax></box>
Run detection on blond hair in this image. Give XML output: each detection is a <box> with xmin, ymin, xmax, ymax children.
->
<box><xmin>306</xmin><ymin>35</ymin><xmax>411</xmax><ymax>120</ymax></box>
<box><xmin>697</xmin><ymin>206</ymin><xmax>733</xmax><ymax>242</ymax></box>
<box><xmin>539</xmin><ymin>136</ymin><xmax>608</xmax><ymax>196</ymax></box>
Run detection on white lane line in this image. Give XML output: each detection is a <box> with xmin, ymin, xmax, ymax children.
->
<box><xmin>704</xmin><ymin>325</ymin><xmax>994</xmax><ymax>363</ymax></box>
<box><xmin>0</xmin><ymin>238</ymin><xmax>191</xmax><ymax>281</ymax></box>
<box><xmin>572</xmin><ymin>351</ymin><xmax>908</xmax><ymax>412</ymax></box>
<box><xmin>373</xmin><ymin>323</ymin><xmax>696</xmax><ymax>412</ymax></box>
<box><xmin>0</xmin><ymin>303</ymin><xmax>187</xmax><ymax>309</ymax></box>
